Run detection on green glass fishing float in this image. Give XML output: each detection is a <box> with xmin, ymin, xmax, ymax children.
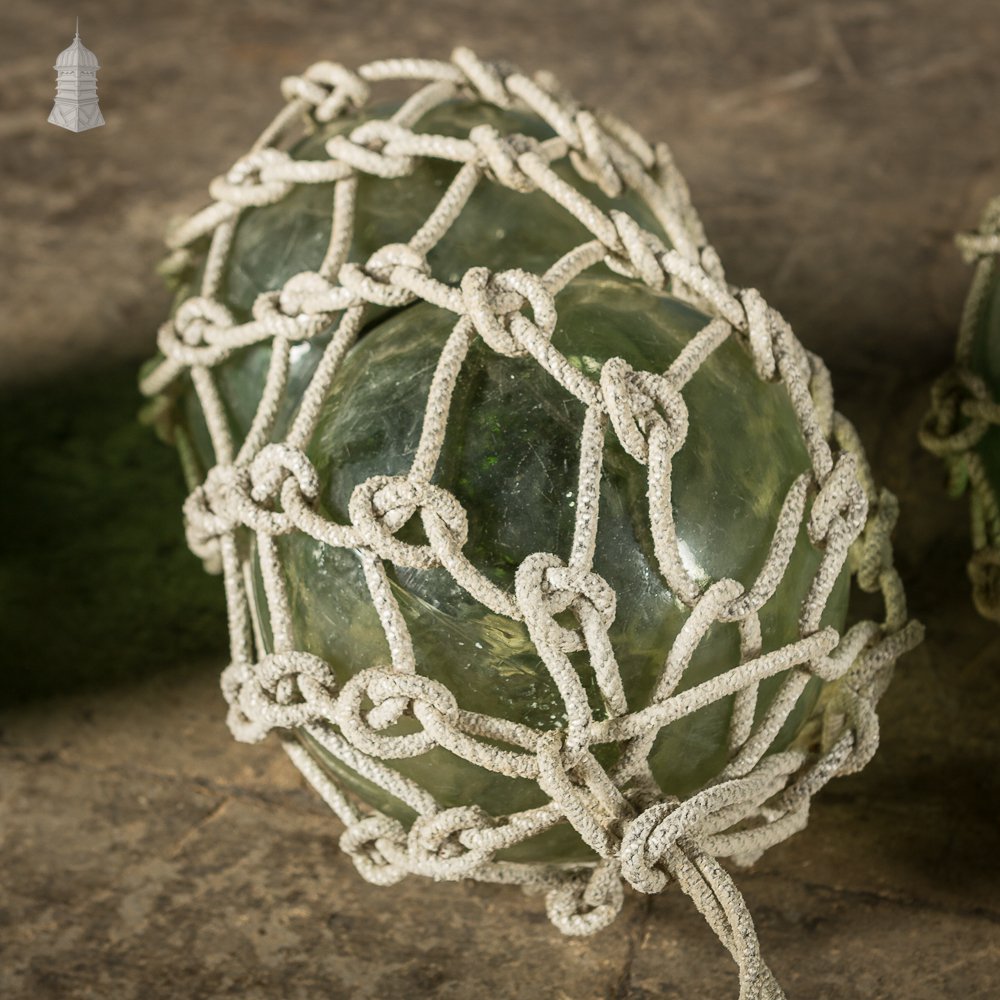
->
<box><xmin>142</xmin><ymin>48</ymin><xmax>920</xmax><ymax>997</ymax></box>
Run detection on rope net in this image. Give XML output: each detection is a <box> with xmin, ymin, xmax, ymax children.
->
<box><xmin>922</xmin><ymin>195</ymin><xmax>1000</xmax><ymax>621</ymax></box>
<box><xmin>141</xmin><ymin>49</ymin><xmax>923</xmax><ymax>998</ymax></box>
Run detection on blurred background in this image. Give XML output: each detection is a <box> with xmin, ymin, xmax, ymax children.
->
<box><xmin>1</xmin><ymin>1</ymin><xmax>998</xmax><ymax>997</ymax></box>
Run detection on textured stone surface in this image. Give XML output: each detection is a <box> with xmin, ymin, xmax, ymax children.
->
<box><xmin>2</xmin><ymin>1</ymin><xmax>999</xmax><ymax>997</ymax></box>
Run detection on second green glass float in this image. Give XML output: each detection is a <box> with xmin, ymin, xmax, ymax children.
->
<box><xmin>923</xmin><ymin>195</ymin><xmax>1000</xmax><ymax>620</ymax></box>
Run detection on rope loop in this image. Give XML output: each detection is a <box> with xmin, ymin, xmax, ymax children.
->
<box><xmin>335</xmin><ymin>667</ymin><xmax>461</xmax><ymax>759</ymax></box>
<box><xmin>468</xmin><ymin>124</ymin><xmax>539</xmax><ymax>192</ymax></box>
<box><xmin>604</xmin><ymin>210</ymin><xmax>668</xmax><ymax>288</ymax></box>
<box><xmin>461</xmin><ymin>266</ymin><xmax>557</xmax><ymax>357</ymax></box>
<box><xmin>544</xmin><ymin>860</ymin><xmax>624</xmax><ymax>936</ymax></box>
<box><xmin>326</xmin><ymin>121</ymin><xmax>416</xmax><ymax>179</ymax></box>
<box><xmin>516</xmin><ymin>552</ymin><xmax>615</xmax><ymax>655</ymax></box>
<box><xmin>209</xmin><ymin>148</ymin><xmax>295</xmax><ymax>207</ymax></box>
<box><xmin>339</xmin><ymin>243</ymin><xmax>430</xmax><ymax>308</ymax></box>
<box><xmin>249</xmin><ymin>443</ymin><xmax>319</xmax><ymax>512</ymax></box>
<box><xmin>808</xmin><ymin>451</ymin><xmax>868</xmax><ymax>548</ymax></box>
<box><xmin>348</xmin><ymin>474</ymin><xmax>469</xmax><ymax>568</ymax></box>
<box><xmin>452</xmin><ymin>46</ymin><xmax>514</xmax><ymax>108</ymax></box>
<box><xmin>281</xmin><ymin>61</ymin><xmax>370</xmax><ymax>123</ymax></box>
<box><xmin>920</xmin><ymin>367</ymin><xmax>996</xmax><ymax>457</ymax></box>
<box><xmin>407</xmin><ymin>807</ymin><xmax>495</xmax><ymax>878</ymax></box>
<box><xmin>221</xmin><ymin>651</ymin><xmax>339</xmax><ymax>743</ymax></box>
<box><xmin>600</xmin><ymin>357</ymin><xmax>688</xmax><ymax>464</ymax></box>
<box><xmin>340</xmin><ymin>814</ymin><xmax>410</xmax><ymax>886</ymax></box>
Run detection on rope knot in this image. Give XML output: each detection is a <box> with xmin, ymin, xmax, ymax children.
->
<box><xmin>209</xmin><ymin>148</ymin><xmax>295</xmax><ymax>208</ymax></box>
<box><xmin>248</xmin><ymin>443</ymin><xmax>320</xmax><ymax>513</ymax></box>
<box><xmin>603</xmin><ymin>210</ymin><xmax>668</xmax><ymax>288</ymax></box>
<box><xmin>452</xmin><ymin>46</ymin><xmax>515</xmax><ymax>108</ymax></box>
<box><xmin>156</xmin><ymin>297</ymin><xmax>235</xmax><ymax>371</ymax></box>
<box><xmin>181</xmin><ymin>463</ymin><xmax>242</xmax><ymax>567</ymax></box>
<box><xmin>249</xmin><ymin>271</ymin><xmax>349</xmax><ymax>342</ymax></box>
<box><xmin>461</xmin><ymin>266</ymin><xmax>557</xmax><ymax>357</ymax></box>
<box><xmin>340</xmin><ymin>815</ymin><xmax>409</xmax><ymax>886</ymax></box>
<box><xmin>278</xmin><ymin>270</ymin><xmax>346</xmax><ymax>317</ymax></box>
<box><xmin>568</xmin><ymin>109</ymin><xmax>626</xmax><ymax>198</ymax></box>
<box><xmin>251</xmin><ymin>287</ymin><xmax>326</xmax><ymax>341</ymax></box>
<box><xmin>174</xmin><ymin>296</ymin><xmax>234</xmax><ymax>348</ymax></box>
<box><xmin>737</xmin><ymin>287</ymin><xmax>791</xmax><ymax>382</ymax></box>
<box><xmin>544</xmin><ymin>860</ymin><xmax>624</xmax><ymax>936</ymax></box>
<box><xmin>919</xmin><ymin>367</ymin><xmax>995</xmax><ymax>457</ymax></box>
<box><xmin>808</xmin><ymin>452</ymin><xmax>869</xmax><ymax>549</ymax></box>
<box><xmin>348</xmin><ymin>475</ymin><xmax>469</xmax><ymax>568</ymax></box>
<box><xmin>600</xmin><ymin>357</ymin><xmax>688</xmax><ymax>465</ymax></box>
<box><xmin>335</xmin><ymin>667</ymin><xmax>460</xmax><ymax>759</ymax></box>
<box><xmin>618</xmin><ymin>799</ymin><xmax>684</xmax><ymax>893</ymax></box>
<box><xmin>468</xmin><ymin>124</ymin><xmax>539</xmax><ymax>192</ymax></box>
<box><xmin>620</xmin><ymin>757</ymin><xmax>801</xmax><ymax>894</ymax></box>
<box><xmin>407</xmin><ymin>807</ymin><xmax>494</xmax><ymax>878</ymax></box>
<box><xmin>280</xmin><ymin>61</ymin><xmax>370</xmax><ymax>123</ymax></box>
<box><xmin>220</xmin><ymin>651</ymin><xmax>339</xmax><ymax>743</ymax></box>
<box><xmin>516</xmin><ymin>552</ymin><xmax>615</xmax><ymax>656</ymax></box>
<box><xmin>185</xmin><ymin>449</ymin><xmax>318</xmax><ymax>546</ymax></box>
<box><xmin>339</xmin><ymin>243</ymin><xmax>430</xmax><ymax>308</ymax></box>
<box><xmin>326</xmin><ymin>120</ymin><xmax>416</xmax><ymax>179</ymax></box>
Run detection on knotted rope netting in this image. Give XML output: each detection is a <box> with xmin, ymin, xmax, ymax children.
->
<box><xmin>922</xmin><ymin>195</ymin><xmax>1000</xmax><ymax>621</ymax></box>
<box><xmin>140</xmin><ymin>49</ymin><xmax>923</xmax><ymax>998</ymax></box>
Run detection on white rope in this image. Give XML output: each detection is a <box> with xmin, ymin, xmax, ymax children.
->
<box><xmin>142</xmin><ymin>48</ymin><xmax>923</xmax><ymax>997</ymax></box>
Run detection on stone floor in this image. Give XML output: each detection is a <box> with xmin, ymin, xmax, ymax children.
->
<box><xmin>2</xmin><ymin>1</ymin><xmax>999</xmax><ymax>997</ymax></box>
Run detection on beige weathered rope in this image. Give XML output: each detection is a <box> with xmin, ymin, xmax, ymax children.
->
<box><xmin>921</xmin><ymin>194</ymin><xmax>1000</xmax><ymax>621</ymax></box>
<box><xmin>141</xmin><ymin>49</ymin><xmax>923</xmax><ymax>998</ymax></box>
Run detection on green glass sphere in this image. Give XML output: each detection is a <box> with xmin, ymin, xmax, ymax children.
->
<box><xmin>161</xmin><ymin>101</ymin><xmax>849</xmax><ymax>863</ymax></box>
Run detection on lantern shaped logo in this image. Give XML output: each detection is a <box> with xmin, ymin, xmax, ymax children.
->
<box><xmin>48</xmin><ymin>19</ymin><xmax>105</xmax><ymax>133</ymax></box>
